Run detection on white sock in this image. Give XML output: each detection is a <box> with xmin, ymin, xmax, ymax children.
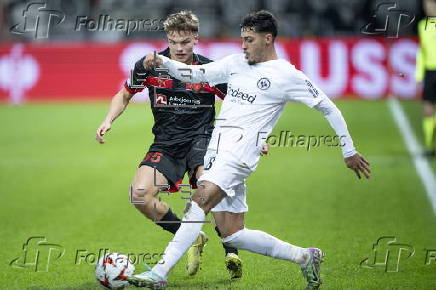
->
<box><xmin>222</xmin><ymin>228</ymin><xmax>308</xmax><ymax>264</ymax></box>
<box><xmin>152</xmin><ymin>201</ymin><xmax>205</xmax><ymax>279</ymax></box>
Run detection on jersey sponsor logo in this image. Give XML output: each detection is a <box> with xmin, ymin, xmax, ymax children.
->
<box><xmin>305</xmin><ymin>79</ymin><xmax>319</xmax><ymax>98</ymax></box>
<box><xmin>155</xmin><ymin>94</ymin><xmax>168</xmax><ymax>105</ymax></box>
<box><xmin>257</xmin><ymin>77</ymin><xmax>271</xmax><ymax>90</ymax></box>
<box><xmin>228</xmin><ymin>85</ymin><xmax>256</xmax><ymax>103</ymax></box>
<box><xmin>168</xmin><ymin>95</ymin><xmax>201</xmax><ymax>105</ymax></box>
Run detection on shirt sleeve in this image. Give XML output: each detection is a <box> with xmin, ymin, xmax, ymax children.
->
<box><xmin>313</xmin><ymin>97</ymin><xmax>357</xmax><ymax>158</ymax></box>
<box><xmin>213</xmin><ymin>83</ymin><xmax>227</xmax><ymax>99</ymax></box>
<box><xmin>124</xmin><ymin>57</ymin><xmax>149</xmax><ymax>94</ymax></box>
<box><xmin>283</xmin><ymin>70</ymin><xmax>326</xmax><ymax>108</ymax></box>
<box><xmin>161</xmin><ymin>54</ymin><xmax>234</xmax><ymax>86</ymax></box>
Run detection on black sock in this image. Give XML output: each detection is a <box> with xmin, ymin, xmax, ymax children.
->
<box><xmin>215</xmin><ymin>226</ymin><xmax>239</xmax><ymax>256</ymax></box>
<box><xmin>156</xmin><ymin>208</ymin><xmax>181</xmax><ymax>234</ymax></box>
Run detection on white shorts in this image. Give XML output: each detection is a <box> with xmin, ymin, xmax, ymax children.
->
<box><xmin>198</xmin><ymin>150</ymin><xmax>252</xmax><ymax>213</ymax></box>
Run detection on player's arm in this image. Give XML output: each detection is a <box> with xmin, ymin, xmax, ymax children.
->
<box><xmin>285</xmin><ymin>72</ymin><xmax>370</xmax><ymax>179</ymax></box>
<box><xmin>313</xmin><ymin>97</ymin><xmax>370</xmax><ymax>179</ymax></box>
<box><xmin>95</xmin><ymin>87</ymin><xmax>133</xmax><ymax>144</ymax></box>
<box><xmin>143</xmin><ymin>53</ymin><xmax>231</xmax><ymax>85</ymax></box>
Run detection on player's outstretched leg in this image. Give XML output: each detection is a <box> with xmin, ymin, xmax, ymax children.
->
<box><xmin>130</xmin><ymin>165</ymin><xmax>208</xmax><ymax>277</ymax></box>
<box><xmin>221</xmin><ymin>228</ymin><xmax>324</xmax><ymax>289</ymax></box>
<box><xmin>130</xmin><ymin>181</ymin><xmax>225</xmax><ymax>288</ymax></box>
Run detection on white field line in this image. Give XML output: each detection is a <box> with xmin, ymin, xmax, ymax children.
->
<box><xmin>387</xmin><ymin>98</ymin><xmax>436</xmax><ymax>213</ymax></box>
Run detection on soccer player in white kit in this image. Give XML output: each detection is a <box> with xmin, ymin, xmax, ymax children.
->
<box><xmin>130</xmin><ymin>10</ymin><xmax>371</xmax><ymax>289</ymax></box>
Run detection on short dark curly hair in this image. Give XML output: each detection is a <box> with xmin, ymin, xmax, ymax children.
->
<box><xmin>240</xmin><ymin>10</ymin><xmax>278</xmax><ymax>40</ymax></box>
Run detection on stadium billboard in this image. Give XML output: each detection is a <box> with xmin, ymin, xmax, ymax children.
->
<box><xmin>0</xmin><ymin>37</ymin><xmax>418</xmax><ymax>103</ymax></box>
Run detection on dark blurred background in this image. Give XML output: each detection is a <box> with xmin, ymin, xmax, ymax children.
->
<box><xmin>0</xmin><ymin>0</ymin><xmax>425</xmax><ymax>42</ymax></box>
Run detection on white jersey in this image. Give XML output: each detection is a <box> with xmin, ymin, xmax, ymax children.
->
<box><xmin>162</xmin><ymin>54</ymin><xmax>345</xmax><ymax>169</ymax></box>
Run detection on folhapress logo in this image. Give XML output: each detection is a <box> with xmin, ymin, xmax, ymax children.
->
<box><xmin>360</xmin><ymin>236</ymin><xmax>414</xmax><ymax>272</ymax></box>
<box><xmin>228</xmin><ymin>85</ymin><xmax>256</xmax><ymax>104</ymax></box>
<box><xmin>360</xmin><ymin>2</ymin><xmax>415</xmax><ymax>38</ymax></box>
<box><xmin>10</xmin><ymin>236</ymin><xmax>65</xmax><ymax>272</ymax></box>
<box><xmin>10</xmin><ymin>2</ymin><xmax>65</xmax><ymax>39</ymax></box>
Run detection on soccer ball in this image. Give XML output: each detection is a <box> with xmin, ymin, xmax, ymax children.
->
<box><xmin>95</xmin><ymin>253</ymin><xmax>135</xmax><ymax>289</ymax></box>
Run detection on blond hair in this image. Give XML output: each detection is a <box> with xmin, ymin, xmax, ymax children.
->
<box><xmin>163</xmin><ymin>10</ymin><xmax>199</xmax><ymax>33</ymax></box>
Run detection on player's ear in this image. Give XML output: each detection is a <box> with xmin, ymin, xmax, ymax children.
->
<box><xmin>265</xmin><ymin>33</ymin><xmax>273</xmax><ymax>45</ymax></box>
<box><xmin>193</xmin><ymin>33</ymin><xmax>199</xmax><ymax>45</ymax></box>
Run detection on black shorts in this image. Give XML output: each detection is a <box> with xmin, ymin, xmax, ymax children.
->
<box><xmin>423</xmin><ymin>70</ymin><xmax>436</xmax><ymax>103</ymax></box>
<box><xmin>138</xmin><ymin>136</ymin><xmax>210</xmax><ymax>192</ymax></box>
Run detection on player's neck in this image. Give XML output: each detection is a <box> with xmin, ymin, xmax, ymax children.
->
<box><xmin>185</xmin><ymin>55</ymin><xmax>194</xmax><ymax>65</ymax></box>
<box><xmin>260</xmin><ymin>47</ymin><xmax>278</xmax><ymax>63</ymax></box>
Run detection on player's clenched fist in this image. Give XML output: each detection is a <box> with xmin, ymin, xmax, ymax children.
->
<box><xmin>143</xmin><ymin>52</ymin><xmax>163</xmax><ymax>69</ymax></box>
<box><xmin>96</xmin><ymin>121</ymin><xmax>111</xmax><ymax>144</ymax></box>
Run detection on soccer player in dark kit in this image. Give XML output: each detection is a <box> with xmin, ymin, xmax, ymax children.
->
<box><xmin>95</xmin><ymin>10</ymin><xmax>267</xmax><ymax>279</ymax></box>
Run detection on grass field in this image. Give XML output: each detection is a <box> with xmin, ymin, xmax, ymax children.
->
<box><xmin>1</xmin><ymin>100</ymin><xmax>435</xmax><ymax>289</ymax></box>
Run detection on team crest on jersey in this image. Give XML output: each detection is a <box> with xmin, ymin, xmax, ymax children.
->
<box><xmin>257</xmin><ymin>78</ymin><xmax>271</xmax><ymax>90</ymax></box>
<box><xmin>155</xmin><ymin>94</ymin><xmax>168</xmax><ymax>105</ymax></box>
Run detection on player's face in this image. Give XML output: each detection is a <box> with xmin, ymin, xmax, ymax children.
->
<box><xmin>241</xmin><ymin>28</ymin><xmax>269</xmax><ymax>65</ymax></box>
<box><xmin>166</xmin><ymin>31</ymin><xmax>198</xmax><ymax>64</ymax></box>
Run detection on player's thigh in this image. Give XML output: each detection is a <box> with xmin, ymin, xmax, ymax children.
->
<box><xmin>213</xmin><ymin>211</ymin><xmax>244</xmax><ymax>238</ymax></box>
<box><xmin>192</xmin><ymin>180</ymin><xmax>226</xmax><ymax>213</ymax></box>
<box><xmin>186</xmin><ymin>137</ymin><xmax>208</xmax><ymax>184</ymax></box>
<box><xmin>131</xmin><ymin>165</ymin><xmax>168</xmax><ymax>200</ymax></box>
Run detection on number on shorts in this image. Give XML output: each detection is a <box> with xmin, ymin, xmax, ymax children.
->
<box><xmin>144</xmin><ymin>152</ymin><xmax>163</xmax><ymax>163</ymax></box>
<box><xmin>205</xmin><ymin>157</ymin><xmax>215</xmax><ymax>170</ymax></box>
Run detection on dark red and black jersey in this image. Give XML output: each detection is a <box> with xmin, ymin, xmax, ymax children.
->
<box><xmin>124</xmin><ymin>48</ymin><xmax>226</xmax><ymax>158</ymax></box>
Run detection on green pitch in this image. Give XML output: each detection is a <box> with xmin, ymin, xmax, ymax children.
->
<box><xmin>0</xmin><ymin>100</ymin><xmax>435</xmax><ymax>289</ymax></box>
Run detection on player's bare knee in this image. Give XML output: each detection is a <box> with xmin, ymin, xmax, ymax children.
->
<box><xmin>193</xmin><ymin>181</ymin><xmax>225</xmax><ymax>213</ymax></box>
<box><xmin>192</xmin><ymin>194</ymin><xmax>213</xmax><ymax>214</ymax></box>
<box><xmin>130</xmin><ymin>185</ymin><xmax>158</xmax><ymax>205</ymax></box>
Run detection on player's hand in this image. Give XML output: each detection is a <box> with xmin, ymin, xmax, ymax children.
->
<box><xmin>96</xmin><ymin>121</ymin><xmax>111</xmax><ymax>144</ymax></box>
<box><xmin>143</xmin><ymin>52</ymin><xmax>163</xmax><ymax>69</ymax></box>
<box><xmin>260</xmin><ymin>143</ymin><xmax>269</xmax><ymax>155</ymax></box>
<box><xmin>345</xmin><ymin>153</ymin><xmax>371</xmax><ymax>179</ymax></box>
